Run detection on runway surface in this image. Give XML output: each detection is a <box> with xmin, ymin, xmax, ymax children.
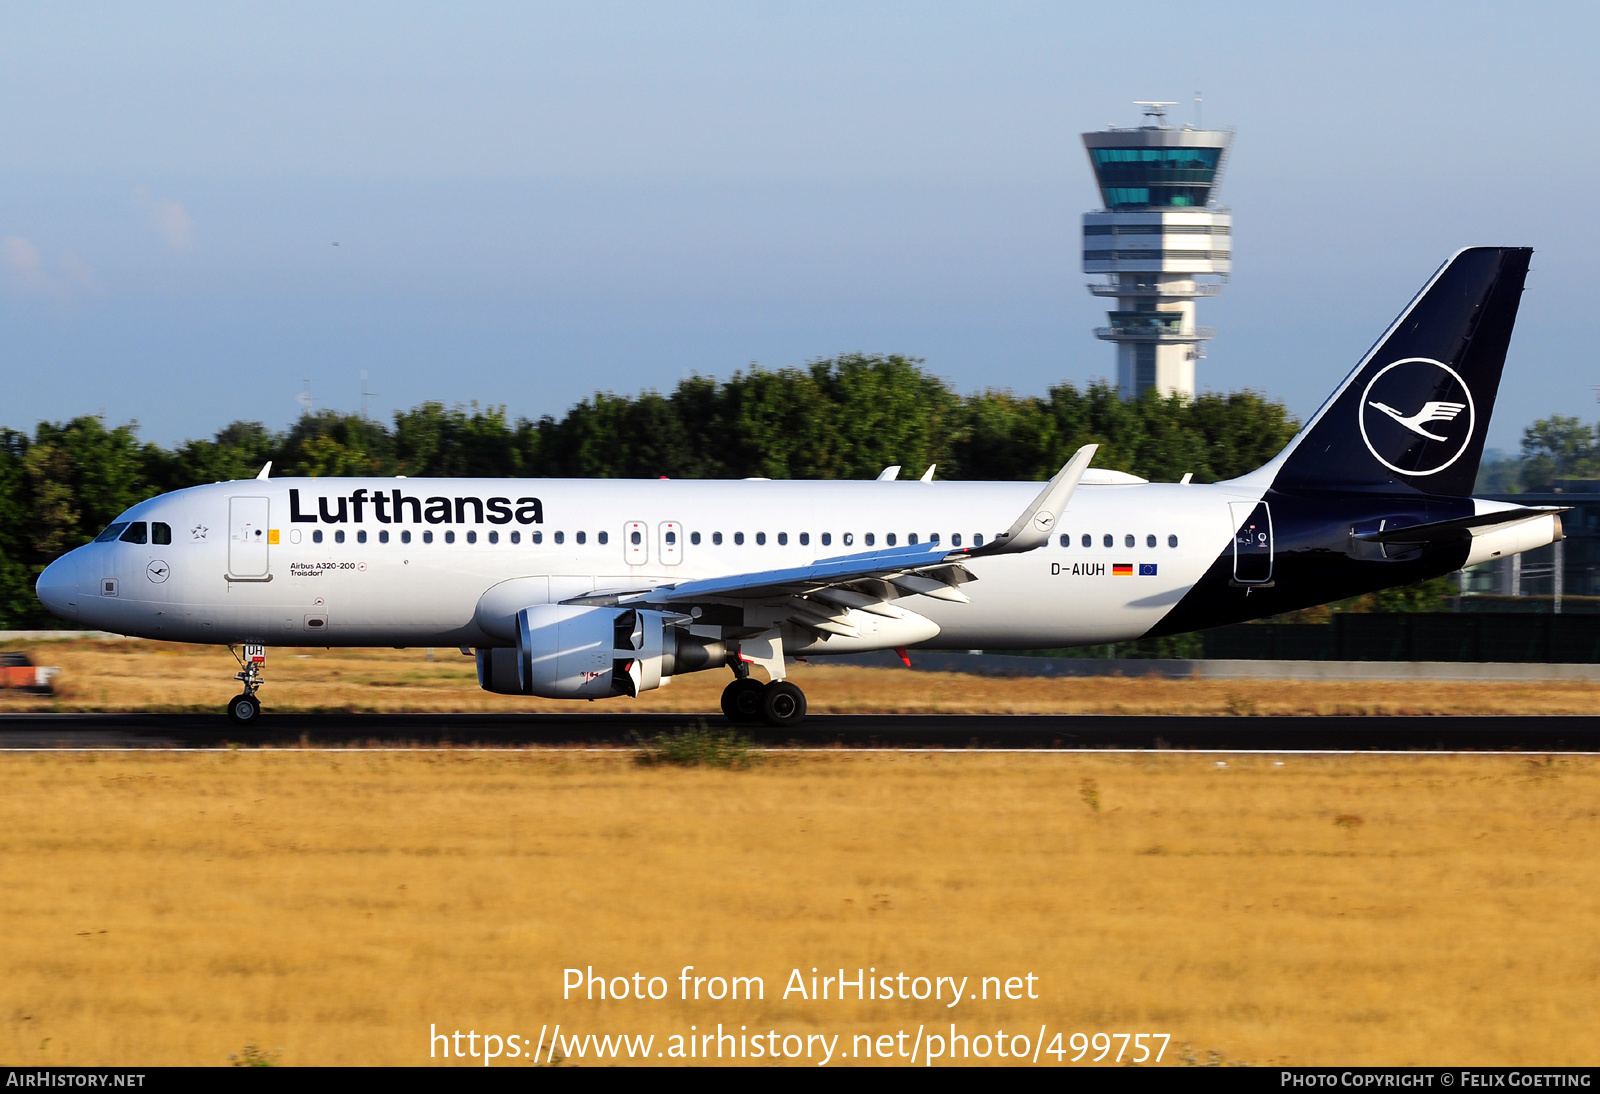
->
<box><xmin>2</xmin><ymin>712</ymin><xmax>1599</xmax><ymax>751</ymax></box>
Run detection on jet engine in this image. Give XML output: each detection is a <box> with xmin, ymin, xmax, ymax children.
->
<box><xmin>475</xmin><ymin>604</ymin><xmax>727</xmax><ymax>699</ymax></box>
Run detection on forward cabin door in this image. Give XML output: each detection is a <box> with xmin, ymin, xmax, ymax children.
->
<box><xmin>229</xmin><ymin>497</ymin><xmax>271</xmax><ymax>578</ymax></box>
<box><xmin>1229</xmin><ymin>501</ymin><xmax>1273</xmax><ymax>584</ymax></box>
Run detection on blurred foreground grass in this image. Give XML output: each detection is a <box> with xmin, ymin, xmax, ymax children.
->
<box><xmin>1</xmin><ymin>751</ymin><xmax>1597</xmax><ymax>1066</ymax></box>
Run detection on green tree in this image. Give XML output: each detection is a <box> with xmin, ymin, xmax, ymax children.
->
<box><xmin>277</xmin><ymin>412</ymin><xmax>396</xmax><ymax>478</ymax></box>
<box><xmin>1518</xmin><ymin>415</ymin><xmax>1600</xmax><ymax>491</ymax></box>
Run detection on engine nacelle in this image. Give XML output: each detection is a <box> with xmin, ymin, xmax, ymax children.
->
<box><xmin>476</xmin><ymin>605</ymin><xmax>727</xmax><ymax>699</ymax></box>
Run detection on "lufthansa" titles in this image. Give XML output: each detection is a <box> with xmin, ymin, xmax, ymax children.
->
<box><xmin>289</xmin><ymin>488</ymin><xmax>543</xmax><ymax>526</ymax></box>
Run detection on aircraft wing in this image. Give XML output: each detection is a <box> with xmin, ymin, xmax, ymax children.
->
<box><xmin>560</xmin><ymin>445</ymin><xmax>1100</xmax><ymax>640</ymax></box>
<box><xmin>617</xmin><ymin>540</ymin><xmax>968</xmax><ymax>605</ymax></box>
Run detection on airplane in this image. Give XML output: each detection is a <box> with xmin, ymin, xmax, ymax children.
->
<box><xmin>34</xmin><ymin>247</ymin><xmax>1564</xmax><ymax>727</ymax></box>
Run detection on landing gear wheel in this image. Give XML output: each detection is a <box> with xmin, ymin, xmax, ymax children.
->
<box><xmin>721</xmin><ymin>678</ymin><xmax>766</xmax><ymax>723</ymax></box>
<box><xmin>761</xmin><ymin>680</ymin><xmax>807</xmax><ymax>728</ymax></box>
<box><xmin>227</xmin><ymin>693</ymin><xmax>262</xmax><ymax>726</ymax></box>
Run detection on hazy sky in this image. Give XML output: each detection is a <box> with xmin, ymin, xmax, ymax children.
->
<box><xmin>3</xmin><ymin>1</ymin><xmax>1595</xmax><ymax>452</ymax></box>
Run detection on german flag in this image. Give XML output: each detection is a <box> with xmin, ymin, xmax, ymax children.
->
<box><xmin>1112</xmin><ymin>563</ymin><xmax>1133</xmax><ymax>576</ymax></box>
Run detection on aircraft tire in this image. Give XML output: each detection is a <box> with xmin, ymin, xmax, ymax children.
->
<box><xmin>721</xmin><ymin>678</ymin><xmax>766</xmax><ymax>723</ymax></box>
<box><xmin>761</xmin><ymin>681</ymin><xmax>807</xmax><ymax>728</ymax></box>
<box><xmin>227</xmin><ymin>693</ymin><xmax>262</xmax><ymax>726</ymax></box>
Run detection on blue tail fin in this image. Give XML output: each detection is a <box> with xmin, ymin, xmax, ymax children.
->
<box><xmin>1265</xmin><ymin>246</ymin><xmax>1532</xmax><ymax>497</ymax></box>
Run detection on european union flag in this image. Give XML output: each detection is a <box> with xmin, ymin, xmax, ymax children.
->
<box><xmin>1139</xmin><ymin>563</ymin><xmax>1157</xmax><ymax>576</ymax></box>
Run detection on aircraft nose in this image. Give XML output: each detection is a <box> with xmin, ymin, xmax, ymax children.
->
<box><xmin>35</xmin><ymin>552</ymin><xmax>84</xmax><ymax>618</ymax></box>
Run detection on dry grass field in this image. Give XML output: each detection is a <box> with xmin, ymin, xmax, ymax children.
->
<box><xmin>4</xmin><ymin>638</ymin><xmax>1600</xmax><ymax>715</ymax></box>
<box><xmin>1</xmin><ymin>750</ymin><xmax>1598</xmax><ymax>1067</ymax></box>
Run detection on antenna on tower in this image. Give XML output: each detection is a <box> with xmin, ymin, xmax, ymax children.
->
<box><xmin>296</xmin><ymin>380</ymin><xmax>313</xmax><ymax>416</ymax></box>
<box><xmin>1195</xmin><ymin>90</ymin><xmax>1203</xmax><ymax>129</ymax></box>
<box><xmin>1133</xmin><ymin>100</ymin><xmax>1179</xmax><ymax>126</ymax></box>
<box><xmin>360</xmin><ymin>371</ymin><xmax>380</xmax><ymax>420</ymax></box>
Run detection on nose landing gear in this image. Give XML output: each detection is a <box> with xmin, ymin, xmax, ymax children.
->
<box><xmin>227</xmin><ymin>644</ymin><xmax>266</xmax><ymax>726</ymax></box>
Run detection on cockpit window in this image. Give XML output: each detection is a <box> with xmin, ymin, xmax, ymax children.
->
<box><xmin>95</xmin><ymin>523</ymin><xmax>131</xmax><ymax>543</ymax></box>
<box><xmin>119</xmin><ymin>522</ymin><xmax>148</xmax><ymax>544</ymax></box>
<box><xmin>152</xmin><ymin>522</ymin><xmax>172</xmax><ymax>545</ymax></box>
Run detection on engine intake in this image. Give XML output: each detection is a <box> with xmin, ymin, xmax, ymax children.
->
<box><xmin>475</xmin><ymin>604</ymin><xmax>727</xmax><ymax>698</ymax></box>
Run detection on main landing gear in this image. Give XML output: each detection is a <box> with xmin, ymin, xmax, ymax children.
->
<box><xmin>721</xmin><ymin>673</ymin><xmax>807</xmax><ymax>728</ymax></box>
<box><xmin>226</xmin><ymin>644</ymin><xmax>266</xmax><ymax>726</ymax></box>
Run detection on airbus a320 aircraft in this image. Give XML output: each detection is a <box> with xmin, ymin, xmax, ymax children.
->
<box><xmin>35</xmin><ymin>247</ymin><xmax>1563</xmax><ymax>727</ymax></box>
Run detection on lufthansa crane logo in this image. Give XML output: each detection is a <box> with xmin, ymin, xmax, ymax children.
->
<box><xmin>1357</xmin><ymin>357</ymin><xmax>1476</xmax><ymax>477</ymax></box>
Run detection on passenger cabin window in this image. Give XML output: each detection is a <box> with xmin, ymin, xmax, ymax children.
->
<box><xmin>1168</xmin><ymin>535</ymin><xmax>1179</xmax><ymax>548</ymax></box>
<box><xmin>313</xmin><ymin>530</ymin><xmax>324</xmax><ymax>544</ymax></box>
<box><xmin>952</xmin><ymin>533</ymin><xmax>962</xmax><ymax>547</ymax></box>
<box><xmin>1146</xmin><ymin>534</ymin><xmax>1156</xmax><ymax>548</ymax></box>
<box><xmin>1103</xmin><ymin>534</ymin><xmax>1113</xmax><ymax>548</ymax></box>
<box><xmin>690</xmin><ymin>531</ymin><xmax>701</xmax><ymax>545</ymax></box>
<box><xmin>1125</xmin><ymin>534</ymin><xmax>1135</xmax><ymax>548</ymax></box>
<box><xmin>929</xmin><ymin>533</ymin><xmax>939</xmax><ymax>546</ymax></box>
<box><xmin>713</xmin><ymin>532</ymin><xmax>723</xmax><ymax>545</ymax></box>
<box><xmin>734</xmin><ymin>532</ymin><xmax>745</xmax><ymax>545</ymax></box>
<box><xmin>799</xmin><ymin>533</ymin><xmax>810</xmax><ymax>546</ymax></box>
<box><xmin>466</xmin><ymin>531</ymin><xmax>477</xmax><ymax>544</ymax></box>
<box><xmin>423</xmin><ymin>531</ymin><xmax>434</xmax><ymax>544</ymax></box>
<box><xmin>357</xmin><ymin>530</ymin><xmax>368</xmax><ymax>544</ymax></box>
<box><xmin>821</xmin><ymin>533</ymin><xmax>831</xmax><ymax>546</ymax></box>
<box><xmin>973</xmin><ymin>534</ymin><xmax>984</xmax><ymax>546</ymax></box>
<box><xmin>864</xmin><ymin>533</ymin><xmax>874</xmax><ymax>546</ymax></box>
<box><xmin>576</xmin><ymin>532</ymin><xmax>586</xmax><ymax>545</ymax></box>
<box><xmin>119</xmin><ymin>522</ymin><xmax>148</xmax><ymax>544</ymax></box>
<box><xmin>532</xmin><ymin>531</ymin><xmax>542</xmax><ymax>544</ymax></box>
<box><xmin>509</xmin><ymin>531</ymin><xmax>519</xmax><ymax>544</ymax></box>
<box><xmin>907</xmin><ymin>533</ymin><xmax>918</xmax><ymax>545</ymax></box>
<box><xmin>886</xmin><ymin>533</ymin><xmax>896</xmax><ymax>546</ymax></box>
<box><xmin>756</xmin><ymin>532</ymin><xmax>766</xmax><ymax>545</ymax></box>
<box><xmin>401</xmin><ymin>531</ymin><xmax>412</xmax><ymax>544</ymax></box>
<box><xmin>631</xmin><ymin>530</ymin><xmax>643</xmax><ymax>545</ymax></box>
<box><xmin>554</xmin><ymin>532</ymin><xmax>564</xmax><ymax>544</ymax></box>
<box><xmin>95</xmin><ymin>523</ymin><xmax>130</xmax><ymax>543</ymax></box>
<box><xmin>152</xmin><ymin>522</ymin><xmax>172</xmax><ymax>545</ymax></box>
<box><xmin>597</xmin><ymin>531</ymin><xmax>608</xmax><ymax>545</ymax></box>
<box><xmin>843</xmin><ymin>533</ymin><xmax>853</xmax><ymax>546</ymax></box>
<box><xmin>445</xmin><ymin>531</ymin><xmax>456</xmax><ymax>544</ymax></box>
<box><xmin>488</xmin><ymin>531</ymin><xmax>498</xmax><ymax>544</ymax></box>
<box><xmin>335</xmin><ymin>530</ymin><xmax>346</xmax><ymax>544</ymax></box>
<box><xmin>1059</xmin><ymin>534</ymin><xmax>1069</xmax><ymax>547</ymax></box>
<box><xmin>379</xmin><ymin>530</ymin><xmax>390</xmax><ymax>544</ymax></box>
<box><xmin>665</xmin><ymin>530</ymin><xmax>676</xmax><ymax>545</ymax></box>
<box><xmin>778</xmin><ymin>532</ymin><xmax>788</xmax><ymax>545</ymax></box>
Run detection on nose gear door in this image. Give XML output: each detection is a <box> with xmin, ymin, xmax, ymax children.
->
<box><xmin>229</xmin><ymin>496</ymin><xmax>271</xmax><ymax>578</ymax></box>
<box><xmin>1229</xmin><ymin>501</ymin><xmax>1274</xmax><ymax>584</ymax></box>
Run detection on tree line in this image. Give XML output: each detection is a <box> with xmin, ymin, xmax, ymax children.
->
<box><xmin>0</xmin><ymin>354</ymin><xmax>1301</xmax><ymax>626</ymax></box>
<box><xmin>1476</xmin><ymin>414</ymin><xmax>1600</xmax><ymax>493</ymax></box>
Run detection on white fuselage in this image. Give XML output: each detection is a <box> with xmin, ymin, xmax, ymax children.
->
<box><xmin>37</xmin><ymin>477</ymin><xmax>1266</xmax><ymax>651</ymax></box>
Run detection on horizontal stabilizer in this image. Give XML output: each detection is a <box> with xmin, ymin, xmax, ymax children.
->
<box><xmin>1352</xmin><ymin>506</ymin><xmax>1567</xmax><ymax>546</ymax></box>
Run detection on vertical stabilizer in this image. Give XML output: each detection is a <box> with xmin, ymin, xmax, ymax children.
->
<box><xmin>1260</xmin><ymin>247</ymin><xmax>1531</xmax><ymax>496</ymax></box>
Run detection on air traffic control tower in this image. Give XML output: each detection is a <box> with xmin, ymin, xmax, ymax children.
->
<box><xmin>1083</xmin><ymin>102</ymin><xmax>1232</xmax><ymax>399</ymax></box>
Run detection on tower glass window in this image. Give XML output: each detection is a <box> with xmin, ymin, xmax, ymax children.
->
<box><xmin>1088</xmin><ymin>146</ymin><xmax>1222</xmax><ymax>209</ymax></box>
